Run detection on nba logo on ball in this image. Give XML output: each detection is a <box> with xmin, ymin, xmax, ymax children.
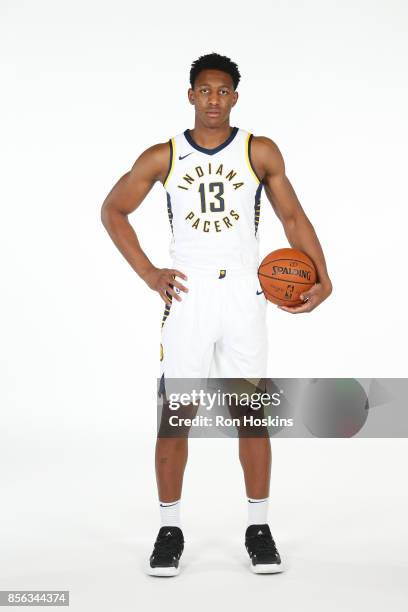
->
<box><xmin>284</xmin><ymin>284</ymin><xmax>294</xmax><ymax>299</ymax></box>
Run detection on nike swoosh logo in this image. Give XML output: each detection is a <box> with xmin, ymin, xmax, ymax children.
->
<box><xmin>256</xmin><ymin>290</ymin><xmax>264</xmax><ymax>295</ymax></box>
<box><xmin>179</xmin><ymin>153</ymin><xmax>193</xmax><ymax>160</ymax></box>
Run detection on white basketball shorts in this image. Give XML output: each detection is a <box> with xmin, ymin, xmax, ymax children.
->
<box><xmin>159</xmin><ymin>262</ymin><xmax>268</xmax><ymax>391</ymax></box>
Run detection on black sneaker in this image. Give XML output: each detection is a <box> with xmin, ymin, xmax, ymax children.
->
<box><xmin>245</xmin><ymin>524</ymin><xmax>284</xmax><ymax>573</ymax></box>
<box><xmin>148</xmin><ymin>526</ymin><xmax>184</xmax><ymax>576</ymax></box>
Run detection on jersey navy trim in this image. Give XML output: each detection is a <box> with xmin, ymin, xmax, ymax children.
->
<box><xmin>166</xmin><ymin>192</ymin><xmax>174</xmax><ymax>234</ymax></box>
<box><xmin>183</xmin><ymin>126</ymin><xmax>239</xmax><ymax>155</ymax></box>
<box><xmin>247</xmin><ymin>133</ymin><xmax>262</xmax><ymax>182</ymax></box>
<box><xmin>254</xmin><ymin>181</ymin><xmax>263</xmax><ymax>235</ymax></box>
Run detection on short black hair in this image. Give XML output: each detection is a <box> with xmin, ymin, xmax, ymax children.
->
<box><xmin>189</xmin><ymin>53</ymin><xmax>241</xmax><ymax>90</ymax></box>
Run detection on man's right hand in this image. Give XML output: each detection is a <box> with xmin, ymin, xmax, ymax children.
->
<box><xmin>143</xmin><ymin>267</ymin><xmax>189</xmax><ymax>305</ymax></box>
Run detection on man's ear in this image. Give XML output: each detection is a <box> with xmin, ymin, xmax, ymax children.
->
<box><xmin>232</xmin><ymin>91</ymin><xmax>239</xmax><ymax>107</ymax></box>
<box><xmin>187</xmin><ymin>88</ymin><xmax>195</xmax><ymax>105</ymax></box>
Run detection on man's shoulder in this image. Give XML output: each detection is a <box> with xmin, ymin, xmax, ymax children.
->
<box><xmin>251</xmin><ymin>134</ymin><xmax>279</xmax><ymax>151</ymax></box>
<box><xmin>248</xmin><ymin>134</ymin><xmax>284</xmax><ymax>178</ymax></box>
<box><xmin>137</xmin><ymin>140</ymin><xmax>171</xmax><ymax>168</ymax></box>
<box><xmin>250</xmin><ymin>134</ymin><xmax>283</xmax><ymax>162</ymax></box>
<box><xmin>129</xmin><ymin>141</ymin><xmax>172</xmax><ymax>185</ymax></box>
<box><xmin>143</xmin><ymin>140</ymin><xmax>171</xmax><ymax>158</ymax></box>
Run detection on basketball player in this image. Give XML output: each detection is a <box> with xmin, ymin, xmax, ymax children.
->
<box><xmin>101</xmin><ymin>53</ymin><xmax>332</xmax><ymax>576</ymax></box>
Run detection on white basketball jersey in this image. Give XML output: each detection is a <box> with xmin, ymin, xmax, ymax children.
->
<box><xmin>162</xmin><ymin>126</ymin><xmax>263</xmax><ymax>270</ymax></box>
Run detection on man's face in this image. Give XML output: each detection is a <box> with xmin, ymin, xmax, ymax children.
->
<box><xmin>188</xmin><ymin>69</ymin><xmax>238</xmax><ymax>126</ymax></box>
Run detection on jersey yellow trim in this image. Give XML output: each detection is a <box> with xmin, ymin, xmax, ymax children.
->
<box><xmin>163</xmin><ymin>138</ymin><xmax>176</xmax><ymax>188</ymax></box>
<box><xmin>245</xmin><ymin>132</ymin><xmax>261</xmax><ymax>184</ymax></box>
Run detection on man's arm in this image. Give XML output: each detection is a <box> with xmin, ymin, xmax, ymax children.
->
<box><xmin>101</xmin><ymin>143</ymin><xmax>188</xmax><ymax>305</ymax></box>
<box><xmin>251</xmin><ymin>136</ymin><xmax>333</xmax><ymax>313</ymax></box>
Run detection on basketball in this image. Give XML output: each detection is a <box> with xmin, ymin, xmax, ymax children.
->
<box><xmin>258</xmin><ymin>248</ymin><xmax>317</xmax><ymax>306</ymax></box>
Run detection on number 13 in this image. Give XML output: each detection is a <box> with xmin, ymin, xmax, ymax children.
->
<box><xmin>198</xmin><ymin>182</ymin><xmax>225</xmax><ymax>213</ymax></box>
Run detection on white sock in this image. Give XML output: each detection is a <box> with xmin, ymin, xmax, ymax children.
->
<box><xmin>247</xmin><ymin>497</ymin><xmax>269</xmax><ymax>526</ymax></box>
<box><xmin>159</xmin><ymin>499</ymin><xmax>181</xmax><ymax>527</ymax></box>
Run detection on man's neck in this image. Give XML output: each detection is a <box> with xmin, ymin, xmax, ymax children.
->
<box><xmin>189</xmin><ymin>123</ymin><xmax>233</xmax><ymax>149</ymax></box>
